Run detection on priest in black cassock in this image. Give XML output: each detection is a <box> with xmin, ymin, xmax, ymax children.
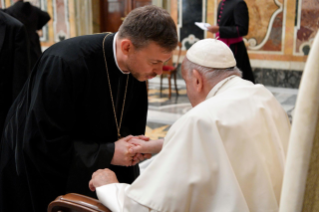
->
<box><xmin>0</xmin><ymin>10</ymin><xmax>30</xmax><ymax>143</ymax></box>
<box><xmin>4</xmin><ymin>0</ymin><xmax>51</xmax><ymax>69</ymax></box>
<box><xmin>0</xmin><ymin>5</ymin><xmax>177</xmax><ymax>212</ymax></box>
<box><xmin>208</xmin><ymin>0</ymin><xmax>255</xmax><ymax>83</ymax></box>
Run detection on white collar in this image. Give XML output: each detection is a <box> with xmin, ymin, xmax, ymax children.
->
<box><xmin>113</xmin><ymin>33</ymin><xmax>130</xmax><ymax>75</ymax></box>
<box><xmin>206</xmin><ymin>75</ymin><xmax>238</xmax><ymax>100</ymax></box>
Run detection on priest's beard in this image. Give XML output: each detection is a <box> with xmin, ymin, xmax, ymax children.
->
<box><xmin>125</xmin><ymin>61</ymin><xmax>156</xmax><ymax>82</ymax></box>
<box><xmin>127</xmin><ymin>67</ymin><xmax>144</xmax><ymax>81</ymax></box>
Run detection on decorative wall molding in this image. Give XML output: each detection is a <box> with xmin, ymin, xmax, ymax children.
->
<box><xmin>181</xmin><ymin>34</ymin><xmax>200</xmax><ymax>50</ymax></box>
<box><xmin>293</xmin><ymin>0</ymin><xmax>303</xmax><ymax>55</ymax></box>
<box><xmin>53</xmin><ymin>0</ymin><xmax>70</xmax><ymax>42</ymax></box>
<box><xmin>293</xmin><ymin>0</ymin><xmax>319</xmax><ymax>56</ymax></box>
<box><xmin>247</xmin><ymin>0</ymin><xmax>283</xmax><ymax>50</ymax></box>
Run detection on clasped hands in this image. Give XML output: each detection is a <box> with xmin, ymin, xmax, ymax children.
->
<box><xmin>89</xmin><ymin>135</ymin><xmax>163</xmax><ymax>191</ymax></box>
<box><xmin>110</xmin><ymin>135</ymin><xmax>163</xmax><ymax>167</ymax></box>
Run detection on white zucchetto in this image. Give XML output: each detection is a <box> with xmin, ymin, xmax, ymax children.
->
<box><xmin>186</xmin><ymin>39</ymin><xmax>236</xmax><ymax>68</ymax></box>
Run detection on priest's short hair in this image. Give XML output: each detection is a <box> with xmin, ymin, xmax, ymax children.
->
<box><xmin>118</xmin><ymin>5</ymin><xmax>178</xmax><ymax>51</ymax></box>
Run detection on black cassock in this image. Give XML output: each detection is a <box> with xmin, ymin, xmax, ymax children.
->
<box><xmin>0</xmin><ymin>10</ymin><xmax>30</xmax><ymax>140</ymax></box>
<box><xmin>0</xmin><ymin>33</ymin><xmax>148</xmax><ymax>212</ymax></box>
<box><xmin>217</xmin><ymin>0</ymin><xmax>255</xmax><ymax>83</ymax></box>
<box><xmin>5</xmin><ymin>1</ymin><xmax>51</xmax><ymax>69</ymax></box>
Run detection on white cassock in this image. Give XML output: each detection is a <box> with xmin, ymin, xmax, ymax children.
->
<box><xmin>97</xmin><ymin>76</ymin><xmax>290</xmax><ymax>212</ymax></box>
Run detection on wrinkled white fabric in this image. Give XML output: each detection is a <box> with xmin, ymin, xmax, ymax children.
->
<box><xmin>98</xmin><ymin>76</ymin><xmax>290</xmax><ymax>212</ymax></box>
<box><xmin>96</xmin><ymin>184</ymin><xmax>158</xmax><ymax>212</ymax></box>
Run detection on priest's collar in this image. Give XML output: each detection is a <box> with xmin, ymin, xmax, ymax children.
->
<box><xmin>206</xmin><ymin>75</ymin><xmax>238</xmax><ymax>99</ymax></box>
<box><xmin>113</xmin><ymin>33</ymin><xmax>130</xmax><ymax>75</ymax></box>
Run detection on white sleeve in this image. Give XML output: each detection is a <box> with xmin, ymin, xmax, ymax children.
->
<box><xmin>96</xmin><ymin>183</ymin><xmax>158</xmax><ymax>212</ymax></box>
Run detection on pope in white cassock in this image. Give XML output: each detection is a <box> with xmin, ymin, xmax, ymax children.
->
<box><xmin>89</xmin><ymin>39</ymin><xmax>291</xmax><ymax>212</ymax></box>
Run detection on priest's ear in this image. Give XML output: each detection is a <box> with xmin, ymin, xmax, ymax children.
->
<box><xmin>192</xmin><ymin>69</ymin><xmax>204</xmax><ymax>93</ymax></box>
<box><xmin>120</xmin><ymin>39</ymin><xmax>133</xmax><ymax>56</ymax></box>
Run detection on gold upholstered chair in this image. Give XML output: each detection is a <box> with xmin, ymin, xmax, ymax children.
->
<box><xmin>279</xmin><ymin>30</ymin><xmax>319</xmax><ymax>212</ymax></box>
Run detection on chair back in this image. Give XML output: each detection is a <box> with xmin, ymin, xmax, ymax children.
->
<box><xmin>174</xmin><ymin>42</ymin><xmax>182</xmax><ymax>69</ymax></box>
<box><xmin>164</xmin><ymin>42</ymin><xmax>182</xmax><ymax>69</ymax></box>
<box><xmin>48</xmin><ymin>193</ymin><xmax>111</xmax><ymax>212</ymax></box>
<box><xmin>279</xmin><ymin>30</ymin><xmax>319</xmax><ymax>212</ymax></box>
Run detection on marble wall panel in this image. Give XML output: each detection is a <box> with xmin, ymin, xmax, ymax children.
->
<box><xmin>259</xmin><ymin>11</ymin><xmax>283</xmax><ymax>51</ymax></box>
<box><xmin>253</xmin><ymin>68</ymin><xmax>302</xmax><ymax>88</ymax></box>
<box><xmin>53</xmin><ymin>0</ymin><xmax>70</xmax><ymax>42</ymax></box>
<box><xmin>245</xmin><ymin>0</ymin><xmax>284</xmax><ymax>51</ymax></box>
<box><xmin>294</xmin><ymin>0</ymin><xmax>319</xmax><ymax>55</ymax></box>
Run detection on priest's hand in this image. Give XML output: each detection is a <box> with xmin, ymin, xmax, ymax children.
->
<box><xmin>129</xmin><ymin>138</ymin><xmax>163</xmax><ymax>155</ymax></box>
<box><xmin>89</xmin><ymin>169</ymin><xmax>118</xmax><ymax>191</ymax></box>
<box><xmin>207</xmin><ymin>25</ymin><xmax>219</xmax><ymax>34</ymax></box>
<box><xmin>111</xmin><ymin>135</ymin><xmax>136</xmax><ymax>166</ymax></box>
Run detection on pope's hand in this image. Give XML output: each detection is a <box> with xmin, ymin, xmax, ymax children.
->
<box><xmin>110</xmin><ymin>135</ymin><xmax>135</xmax><ymax>166</ymax></box>
<box><xmin>89</xmin><ymin>169</ymin><xmax>118</xmax><ymax>191</ymax></box>
<box><xmin>130</xmin><ymin>135</ymin><xmax>152</xmax><ymax>165</ymax></box>
<box><xmin>129</xmin><ymin>138</ymin><xmax>163</xmax><ymax>155</ymax></box>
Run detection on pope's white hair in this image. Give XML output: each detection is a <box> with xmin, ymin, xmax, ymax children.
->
<box><xmin>183</xmin><ymin>57</ymin><xmax>242</xmax><ymax>85</ymax></box>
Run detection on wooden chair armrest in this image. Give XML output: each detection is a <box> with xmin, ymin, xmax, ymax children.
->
<box><xmin>48</xmin><ymin>193</ymin><xmax>111</xmax><ymax>212</ymax></box>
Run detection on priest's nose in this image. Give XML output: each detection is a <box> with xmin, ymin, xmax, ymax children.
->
<box><xmin>154</xmin><ymin>67</ymin><xmax>163</xmax><ymax>75</ymax></box>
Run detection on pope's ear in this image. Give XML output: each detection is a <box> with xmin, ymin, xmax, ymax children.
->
<box><xmin>120</xmin><ymin>39</ymin><xmax>132</xmax><ymax>56</ymax></box>
<box><xmin>192</xmin><ymin>69</ymin><xmax>204</xmax><ymax>92</ymax></box>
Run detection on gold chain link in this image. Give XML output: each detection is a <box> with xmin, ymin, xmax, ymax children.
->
<box><xmin>102</xmin><ymin>33</ymin><xmax>129</xmax><ymax>139</ymax></box>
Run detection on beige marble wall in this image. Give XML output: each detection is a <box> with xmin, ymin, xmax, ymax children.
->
<box><xmin>171</xmin><ymin>0</ymin><xmax>319</xmax><ymax>71</ymax></box>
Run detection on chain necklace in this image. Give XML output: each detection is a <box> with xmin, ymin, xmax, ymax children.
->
<box><xmin>211</xmin><ymin>75</ymin><xmax>236</xmax><ymax>97</ymax></box>
<box><xmin>102</xmin><ymin>33</ymin><xmax>129</xmax><ymax>139</ymax></box>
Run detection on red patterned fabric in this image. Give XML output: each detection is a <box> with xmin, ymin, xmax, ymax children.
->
<box><xmin>163</xmin><ymin>65</ymin><xmax>175</xmax><ymax>71</ymax></box>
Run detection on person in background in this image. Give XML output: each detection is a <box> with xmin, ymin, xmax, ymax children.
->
<box><xmin>0</xmin><ymin>10</ymin><xmax>30</xmax><ymax>138</ymax></box>
<box><xmin>208</xmin><ymin>0</ymin><xmax>255</xmax><ymax>83</ymax></box>
<box><xmin>89</xmin><ymin>39</ymin><xmax>290</xmax><ymax>212</ymax></box>
<box><xmin>4</xmin><ymin>0</ymin><xmax>50</xmax><ymax>69</ymax></box>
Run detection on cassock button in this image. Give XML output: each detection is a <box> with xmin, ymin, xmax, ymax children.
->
<box><xmin>219</xmin><ymin>15</ymin><xmax>221</xmax><ymax>18</ymax></box>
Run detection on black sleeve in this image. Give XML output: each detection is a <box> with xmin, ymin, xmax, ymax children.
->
<box><xmin>36</xmin><ymin>7</ymin><xmax>50</xmax><ymax>30</ymax></box>
<box><xmin>12</xmin><ymin>24</ymin><xmax>30</xmax><ymax>100</ymax></box>
<box><xmin>28</xmin><ymin>55</ymin><xmax>115</xmax><ymax>184</ymax></box>
<box><xmin>219</xmin><ymin>1</ymin><xmax>249</xmax><ymax>38</ymax></box>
